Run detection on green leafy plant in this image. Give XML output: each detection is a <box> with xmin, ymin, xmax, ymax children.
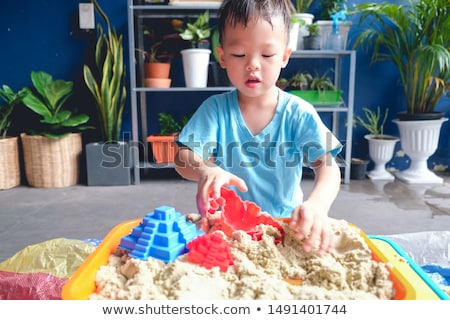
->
<box><xmin>83</xmin><ymin>0</ymin><xmax>126</xmax><ymax>142</ymax></box>
<box><xmin>310</xmin><ymin>70</ymin><xmax>337</xmax><ymax>92</ymax></box>
<box><xmin>295</xmin><ymin>0</ymin><xmax>314</xmax><ymax>13</ymax></box>
<box><xmin>306</xmin><ymin>22</ymin><xmax>320</xmax><ymax>36</ymax></box>
<box><xmin>289</xmin><ymin>71</ymin><xmax>313</xmax><ymax>90</ymax></box>
<box><xmin>177</xmin><ymin>10</ymin><xmax>211</xmax><ymax>48</ymax></box>
<box><xmin>136</xmin><ymin>23</ymin><xmax>180</xmax><ymax>63</ymax></box>
<box><xmin>158</xmin><ymin>112</ymin><xmax>190</xmax><ymax>136</ymax></box>
<box><xmin>352</xmin><ymin>0</ymin><xmax>450</xmax><ymax>115</ymax></box>
<box><xmin>355</xmin><ymin>106</ymin><xmax>389</xmax><ymax>136</ymax></box>
<box><xmin>320</xmin><ymin>0</ymin><xmax>346</xmax><ymax>20</ymax></box>
<box><xmin>276</xmin><ymin>77</ymin><xmax>290</xmax><ymax>90</ymax></box>
<box><xmin>0</xmin><ymin>85</ymin><xmax>27</xmax><ymax>138</ymax></box>
<box><xmin>21</xmin><ymin>71</ymin><xmax>91</xmax><ymax>139</ymax></box>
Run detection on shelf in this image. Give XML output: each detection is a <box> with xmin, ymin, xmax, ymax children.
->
<box><xmin>128</xmin><ymin>0</ymin><xmax>355</xmax><ymax>184</ymax></box>
<box><xmin>290</xmin><ymin>50</ymin><xmax>355</xmax><ymax>58</ymax></box>
<box><xmin>133</xmin><ymin>86</ymin><xmax>233</xmax><ymax>92</ymax></box>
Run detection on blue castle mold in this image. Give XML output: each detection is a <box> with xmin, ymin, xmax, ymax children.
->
<box><xmin>118</xmin><ymin>206</ymin><xmax>204</xmax><ymax>263</ymax></box>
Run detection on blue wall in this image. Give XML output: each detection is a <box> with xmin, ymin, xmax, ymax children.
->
<box><xmin>1</xmin><ymin>0</ymin><xmax>449</xmax><ymax>171</ymax></box>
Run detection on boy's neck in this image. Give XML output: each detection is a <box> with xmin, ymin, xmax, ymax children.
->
<box><xmin>237</xmin><ymin>87</ymin><xmax>279</xmax><ymax>135</ymax></box>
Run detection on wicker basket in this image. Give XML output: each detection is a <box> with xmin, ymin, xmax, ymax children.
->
<box><xmin>21</xmin><ymin>133</ymin><xmax>82</xmax><ymax>188</ymax></box>
<box><xmin>0</xmin><ymin>136</ymin><xmax>21</xmax><ymax>190</ymax></box>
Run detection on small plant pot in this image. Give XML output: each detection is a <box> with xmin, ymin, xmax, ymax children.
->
<box><xmin>144</xmin><ymin>62</ymin><xmax>171</xmax><ymax>79</ymax></box>
<box><xmin>181</xmin><ymin>48</ymin><xmax>211</xmax><ymax>88</ymax></box>
<box><xmin>145</xmin><ymin>78</ymin><xmax>171</xmax><ymax>88</ymax></box>
<box><xmin>147</xmin><ymin>134</ymin><xmax>179</xmax><ymax>164</ymax></box>
<box><xmin>303</xmin><ymin>36</ymin><xmax>321</xmax><ymax>50</ymax></box>
<box><xmin>350</xmin><ymin>158</ymin><xmax>369</xmax><ymax>180</ymax></box>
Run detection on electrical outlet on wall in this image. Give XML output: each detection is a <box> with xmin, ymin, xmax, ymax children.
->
<box><xmin>79</xmin><ymin>3</ymin><xmax>95</xmax><ymax>30</ymax></box>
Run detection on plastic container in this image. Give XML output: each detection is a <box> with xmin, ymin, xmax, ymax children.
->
<box><xmin>290</xmin><ymin>90</ymin><xmax>343</xmax><ymax>107</ymax></box>
<box><xmin>62</xmin><ymin>218</ymin><xmax>448</xmax><ymax>300</ymax></box>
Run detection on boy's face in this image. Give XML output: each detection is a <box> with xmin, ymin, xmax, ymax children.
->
<box><xmin>216</xmin><ymin>15</ymin><xmax>291</xmax><ymax>98</ymax></box>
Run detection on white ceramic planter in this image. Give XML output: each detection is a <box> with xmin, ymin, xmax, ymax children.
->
<box><xmin>393</xmin><ymin>118</ymin><xmax>448</xmax><ymax>184</ymax></box>
<box><xmin>365</xmin><ymin>134</ymin><xmax>399</xmax><ymax>180</ymax></box>
<box><xmin>181</xmin><ymin>48</ymin><xmax>211</xmax><ymax>88</ymax></box>
<box><xmin>288</xmin><ymin>21</ymin><xmax>300</xmax><ymax>51</ymax></box>
<box><xmin>292</xmin><ymin>13</ymin><xmax>314</xmax><ymax>50</ymax></box>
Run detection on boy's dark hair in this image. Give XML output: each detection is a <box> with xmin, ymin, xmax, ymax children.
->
<box><xmin>217</xmin><ymin>0</ymin><xmax>293</xmax><ymax>44</ymax></box>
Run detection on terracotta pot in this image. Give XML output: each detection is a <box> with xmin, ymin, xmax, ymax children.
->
<box><xmin>145</xmin><ymin>78</ymin><xmax>171</xmax><ymax>88</ymax></box>
<box><xmin>147</xmin><ymin>134</ymin><xmax>178</xmax><ymax>164</ymax></box>
<box><xmin>144</xmin><ymin>62</ymin><xmax>170</xmax><ymax>79</ymax></box>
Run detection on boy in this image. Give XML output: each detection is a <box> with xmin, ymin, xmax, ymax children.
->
<box><xmin>175</xmin><ymin>0</ymin><xmax>342</xmax><ymax>255</ymax></box>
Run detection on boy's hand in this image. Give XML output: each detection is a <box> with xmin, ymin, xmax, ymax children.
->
<box><xmin>196</xmin><ymin>166</ymin><xmax>248</xmax><ymax>215</ymax></box>
<box><xmin>289</xmin><ymin>200</ymin><xmax>334</xmax><ymax>256</ymax></box>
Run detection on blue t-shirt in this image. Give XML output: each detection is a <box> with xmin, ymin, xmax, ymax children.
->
<box><xmin>178</xmin><ymin>88</ymin><xmax>342</xmax><ymax>217</ymax></box>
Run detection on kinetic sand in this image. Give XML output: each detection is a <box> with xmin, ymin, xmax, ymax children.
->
<box><xmin>89</xmin><ymin>216</ymin><xmax>395</xmax><ymax>300</ymax></box>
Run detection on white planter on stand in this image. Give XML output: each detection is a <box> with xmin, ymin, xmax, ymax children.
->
<box><xmin>316</xmin><ymin>20</ymin><xmax>352</xmax><ymax>50</ymax></box>
<box><xmin>393</xmin><ymin>117</ymin><xmax>448</xmax><ymax>184</ymax></box>
<box><xmin>288</xmin><ymin>21</ymin><xmax>300</xmax><ymax>51</ymax></box>
<box><xmin>181</xmin><ymin>48</ymin><xmax>211</xmax><ymax>88</ymax></box>
<box><xmin>365</xmin><ymin>134</ymin><xmax>399</xmax><ymax>180</ymax></box>
<box><xmin>292</xmin><ymin>13</ymin><xmax>314</xmax><ymax>50</ymax></box>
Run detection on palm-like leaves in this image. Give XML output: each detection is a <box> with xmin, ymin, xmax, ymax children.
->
<box><xmin>352</xmin><ymin>1</ymin><xmax>450</xmax><ymax>114</ymax></box>
<box><xmin>83</xmin><ymin>0</ymin><xmax>126</xmax><ymax>142</ymax></box>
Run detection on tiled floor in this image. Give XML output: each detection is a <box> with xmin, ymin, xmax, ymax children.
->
<box><xmin>1</xmin><ymin>171</ymin><xmax>450</xmax><ymax>262</ymax></box>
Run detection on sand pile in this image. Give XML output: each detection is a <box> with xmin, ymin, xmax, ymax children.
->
<box><xmin>89</xmin><ymin>216</ymin><xmax>395</xmax><ymax>300</ymax></box>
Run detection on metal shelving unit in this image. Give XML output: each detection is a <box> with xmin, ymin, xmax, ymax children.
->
<box><xmin>127</xmin><ymin>1</ymin><xmax>355</xmax><ymax>184</ymax></box>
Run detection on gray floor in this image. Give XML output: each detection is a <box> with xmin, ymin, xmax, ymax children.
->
<box><xmin>1</xmin><ymin>171</ymin><xmax>450</xmax><ymax>263</ymax></box>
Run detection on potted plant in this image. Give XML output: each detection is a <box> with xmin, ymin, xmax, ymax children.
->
<box><xmin>352</xmin><ymin>0</ymin><xmax>450</xmax><ymax>184</ymax></box>
<box><xmin>137</xmin><ymin>21</ymin><xmax>181</xmax><ymax>88</ymax></box>
<box><xmin>355</xmin><ymin>106</ymin><xmax>399</xmax><ymax>180</ymax></box>
<box><xmin>20</xmin><ymin>71</ymin><xmax>91</xmax><ymax>188</ymax></box>
<box><xmin>289</xmin><ymin>71</ymin><xmax>313</xmax><ymax>90</ymax></box>
<box><xmin>316</xmin><ymin>0</ymin><xmax>351</xmax><ymax>50</ymax></box>
<box><xmin>136</xmin><ymin>43</ymin><xmax>171</xmax><ymax>88</ymax></box>
<box><xmin>0</xmin><ymin>85</ymin><xmax>26</xmax><ymax>189</ymax></box>
<box><xmin>177</xmin><ymin>10</ymin><xmax>212</xmax><ymax>88</ymax></box>
<box><xmin>350</xmin><ymin>158</ymin><xmax>369</xmax><ymax>180</ymax></box>
<box><xmin>288</xmin><ymin>0</ymin><xmax>315</xmax><ymax>50</ymax></box>
<box><xmin>303</xmin><ymin>22</ymin><xmax>321</xmax><ymax>50</ymax></box>
<box><xmin>147</xmin><ymin>112</ymin><xmax>190</xmax><ymax>164</ymax></box>
<box><xmin>289</xmin><ymin>69</ymin><xmax>342</xmax><ymax>107</ymax></box>
<box><xmin>83</xmin><ymin>0</ymin><xmax>130</xmax><ymax>186</ymax></box>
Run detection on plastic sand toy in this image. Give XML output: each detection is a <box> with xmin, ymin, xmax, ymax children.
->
<box><xmin>186</xmin><ymin>233</ymin><xmax>234</xmax><ymax>272</ymax></box>
<box><xmin>118</xmin><ymin>205</ymin><xmax>204</xmax><ymax>263</ymax></box>
<box><xmin>208</xmin><ymin>187</ymin><xmax>284</xmax><ymax>243</ymax></box>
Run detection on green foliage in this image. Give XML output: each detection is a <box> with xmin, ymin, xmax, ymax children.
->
<box><xmin>21</xmin><ymin>71</ymin><xmax>91</xmax><ymax>139</ymax></box>
<box><xmin>83</xmin><ymin>0</ymin><xmax>126</xmax><ymax>142</ymax></box>
<box><xmin>295</xmin><ymin>0</ymin><xmax>314</xmax><ymax>13</ymax></box>
<box><xmin>320</xmin><ymin>0</ymin><xmax>346</xmax><ymax>20</ymax></box>
<box><xmin>289</xmin><ymin>71</ymin><xmax>313</xmax><ymax>90</ymax></box>
<box><xmin>352</xmin><ymin>0</ymin><xmax>450</xmax><ymax>115</ymax></box>
<box><xmin>310</xmin><ymin>70</ymin><xmax>337</xmax><ymax>92</ymax></box>
<box><xmin>306</xmin><ymin>23</ymin><xmax>320</xmax><ymax>36</ymax></box>
<box><xmin>0</xmin><ymin>85</ymin><xmax>27</xmax><ymax>137</ymax></box>
<box><xmin>158</xmin><ymin>112</ymin><xmax>190</xmax><ymax>136</ymax></box>
<box><xmin>355</xmin><ymin>106</ymin><xmax>389</xmax><ymax>136</ymax></box>
<box><xmin>177</xmin><ymin>10</ymin><xmax>211</xmax><ymax>47</ymax></box>
<box><xmin>279</xmin><ymin>69</ymin><xmax>338</xmax><ymax>92</ymax></box>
